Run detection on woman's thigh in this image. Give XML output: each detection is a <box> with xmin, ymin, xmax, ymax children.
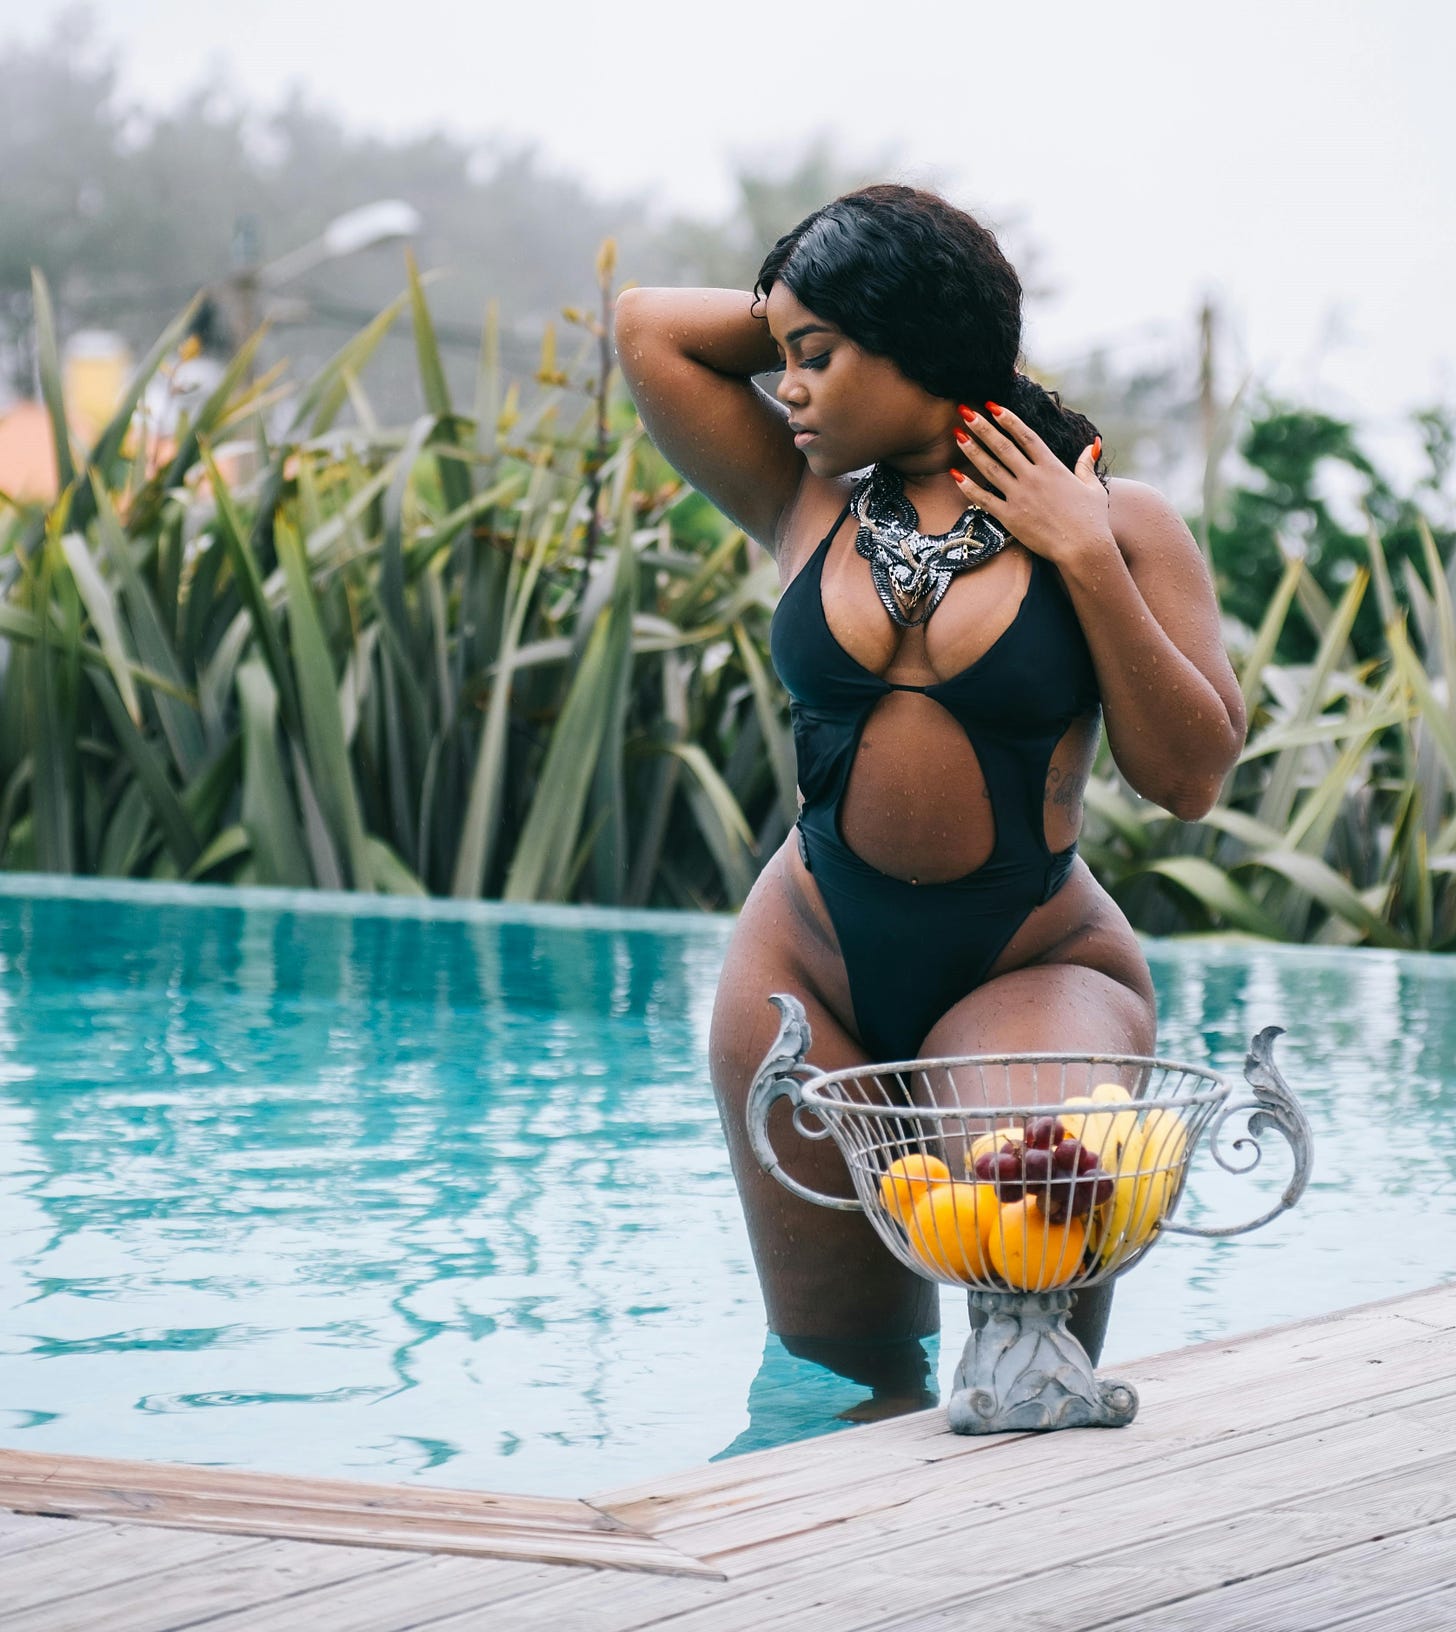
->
<box><xmin>921</xmin><ymin>960</ymin><xmax>1156</xmax><ymax>1062</ymax></box>
<box><xmin>709</xmin><ymin>847</ymin><xmax>939</xmax><ymax>1344</ymax></box>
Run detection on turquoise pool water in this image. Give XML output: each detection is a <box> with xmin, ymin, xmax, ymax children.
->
<box><xmin>1</xmin><ymin>876</ymin><xmax>1454</xmax><ymax>1498</ymax></box>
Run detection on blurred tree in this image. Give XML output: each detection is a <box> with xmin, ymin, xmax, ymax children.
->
<box><xmin>1208</xmin><ymin>401</ymin><xmax>1455</xmax><ymax>660</ymax></box>
<box><xmin>0</xmin><ymin>12</ymin><xmax>658</xmax><ymax>414</ymax></box>
<box><xmin>1040</xmin><ymin>340</ymin><xmax>1202</xmax><ymax>503</ymax></box>
<box><xmin>652</xmin><ymin>137</ymin><xmax>1047</xmax><ymax>308</ymax></box>
<box><xmin>0</xmin><ymin>13</ymin><xmax>136</xmax><ymax>392</ymax></box>
<box><xmin>654</xmin><ymin>139</ymin><xmax>885</xmax><ymax>289</ymax></box>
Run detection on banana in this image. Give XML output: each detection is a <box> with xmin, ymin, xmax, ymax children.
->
<box><xmin>1059</xmin><ymin>1083</ymin><xmax>1139</xmax><ymax>1171</ymax></box>
<box><xmin>1134</xmin><ymin>1104</ymin><xmax>1190</xmax><ymax>1238</ymax></box>
<box><xmin>963</xmin><ymin>1125</ymin><xmax>1018</xmax><ymax>1176</ymax></box>
<box><xmin>1096</xmin><ymin>1103</ymin><xmax>1190</xmax><ymax>1268</ymax></box>
<box><xmin>1091</xmin><ymin>1083</ymin><xmax>1135</xmax><ymax>1104</ymax></box>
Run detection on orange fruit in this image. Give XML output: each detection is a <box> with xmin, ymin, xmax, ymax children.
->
<box><xmin>878</xmin><ymin>1154</ymin><xmax>952</xmax><ymax>1225</ymax></box>
<box><xmin>905</xmin><ymin>1181</ymin><xmax>998</xmax><ymax>1283</ymax></box>
<box><xmin>986</xmin><ymin>1199</ymin><xmax>1087</xmax><ymax>1290</ymax></box>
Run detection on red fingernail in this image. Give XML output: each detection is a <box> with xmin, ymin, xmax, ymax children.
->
<box><xmin>959</xmin><ymin>406</ymin><xmax>977</xmax><ymax>423</ymax></box>
<box><xmin>953</xmin><ymin>427</ymin><xmax>970</xmax><ymax>445</ymax></box>
<box><xmin>950</xmin><ymin>467</ymin><xmax>966</xmax><ymax>481</ymax></box>
<box><xmin>1092</xmin><ymin>436</ymin><xmax>1102</xmax><ymax>460</ymax></box>
<box><xmin>985</xmin><ymin>401</ymin><xmax>1004</xmax><ymax>416</ymax></box>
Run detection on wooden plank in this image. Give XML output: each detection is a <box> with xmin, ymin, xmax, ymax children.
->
<box><xmin>593</xmin><ymin>1285</ymin><xmax>1456</xmax><ymax>1537</ymax></box>
<box><xmin>1</xmin><ymin>1534</ymin><xmax>412</xmax><ymax>1632</ymax></box>
<box><xmin>582</xmin><ymin>1385</ymin><xmax>1456</xmax><ymax>1627</ymax></box>
<box><xmin>0</xmin><ymin>1449</ymin><xmax>609</xmax><ymax>1529</ymax></box>
<box><xmin>0</xmin><ymin>1449</ymin><xmax>720</xmax><ymax>1578</ymax></box>
<box><xmin>194</xmin><ymin>1556</ymin><xmax>601</xmax><ymax>1631</ymax></box>
<box><xmin>609</xmin><ymin>1470</ymin><xmax>1456</xmax><ymax>1632</ymax></box>
<box><xmin>401</xmin><ymin>1569</ymin><xmax>729</xmax><ymax>1632</ymax></box>
<box><xmin>816</xmin><ymin>1359</ymin><xmax>1456</xmax><ymax>1562</ymax></box>
<box><xmin>0</xmin><ymin>1507</ymin><xmax>78</xmax><ymax>1558</ymax></box>
<box><xmin>1060</xmin><ymin>1515</ymin><xmax>1456</xmax><ymax>1632</ymax></box>
<box><xmin>734</xmin><ymin>1405</ymin><xmax>1456</xmax><ymax>1598</ymax></box>
<box><xmin>766</xmin><ymin>1434</ymin><xmax>1456</xmax><ymax>1629</ymax></box>
<box><xmin>626</xmin><ymin>1326</ymin><xmax>1456</xmax><ymax>1564</ymax></box>
<box><xmin>0</xmin><ymin>1524</ymin><xmax>267</xmax><ymax>1616</ymax></box>
<box><xmin>1325</xmin><ymin>1579</ymin><xmax>1456</xmax><ymax>1632</ymax></box>
<box><xmin>1367</xmin><ymin>1286</ymin><xmax>1456</xmax><ymax>1331</ymax></box>
<box><xmin>700</xmin><ymin>1408</ymin><xmax>1456</xmax><ymax>1608</ymax></box>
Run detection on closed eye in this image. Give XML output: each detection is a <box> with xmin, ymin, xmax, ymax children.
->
<box><xmin>800</xmin><ymin>352</ymin><xmax>831</xmax><ymax>371</ymax></box>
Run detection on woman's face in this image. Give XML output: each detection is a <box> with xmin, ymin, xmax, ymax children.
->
<box><xmin>764</xmin><ymin>281</ymin><xmax>956</xmax><ymax>480</ymax></box>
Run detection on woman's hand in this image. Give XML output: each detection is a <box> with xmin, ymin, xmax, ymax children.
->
<box><xmin>952</xmin><ymin>413</ymin><xmax>1247</xmax><ymax>818</ymax></box>
<box><xmin>950</xmin><ymin>402</ymin><xmax>1113</xmax><ymax>569</ymax></box>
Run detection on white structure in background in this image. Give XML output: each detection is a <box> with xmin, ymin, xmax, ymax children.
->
<box><xmin>260</xmin><ymin>200</ymin><xmax>423</xmax><ymax>290</ymax></box>
<box><xmin>230</xmin><ymin>198</ymin><xmax>424</xmax><ymax>439</ymax></box>
<box><xmin>139</xmin><ymin>351</ymin><xmax>226</xmax><ymax>441</ymax></box>
<box><xmin>137</xmin><ymin>199</ymin><xmax>425</xmax><ymax>441</ymax></box>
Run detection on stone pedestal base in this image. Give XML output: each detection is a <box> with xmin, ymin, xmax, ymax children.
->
<box><xmin>946</xmin><ymin>1290</ymin><xmax>1139</xmax><ymax>1434</ymax></box>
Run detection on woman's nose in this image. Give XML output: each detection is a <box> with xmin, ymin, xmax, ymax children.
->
<box><xmin>776</xmin><ymin>373</ymin><xmax>807</xmax><ymax>407</ymax></box>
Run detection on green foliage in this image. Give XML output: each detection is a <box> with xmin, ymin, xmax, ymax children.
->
<box><xmin>1082</xmin><ymin>521</ymin><xmax>1456</xmax><ymax>950</ymax></box>
<box><xmin>1209</xmin><ymin>400</ymin><xmax>1456</xmax><ymax>662</ymax></box>
<box><xmin>0</xmin><ymin>265</ymin><xmax>793</xmax><ymax>907</ymax></box>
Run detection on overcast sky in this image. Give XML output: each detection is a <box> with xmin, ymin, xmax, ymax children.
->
<box><xmin>6</xmin><ymin>0</ymin><xmax>1452</xmax><ymax>479</ymax></box>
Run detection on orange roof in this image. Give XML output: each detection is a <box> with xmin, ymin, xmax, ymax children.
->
<box><xmin>0</xmin><ymin>402</ymin><xmax>62</xmax><ymax>505</ymax></box>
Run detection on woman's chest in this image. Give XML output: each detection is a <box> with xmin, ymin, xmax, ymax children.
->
<box><xmin>817</xmin><ymin>537</ymin><xmax>1037</xmax><ymax>688</ymax></box>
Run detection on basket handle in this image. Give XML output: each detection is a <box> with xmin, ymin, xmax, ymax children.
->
<box><xmin>1160</xmin><ymin>1026</ymin><xmax>1315</xmax><ymax>1238</ymax></box>
<box><xmin>744</xmin><ymin>994</ymin><xmax>862</xmax><ymax>1213</ymax></box>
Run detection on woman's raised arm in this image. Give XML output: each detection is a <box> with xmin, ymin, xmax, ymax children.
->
<box><xmin>613</xmin><ymin>287</ymin><xmax>808</xmax><ymax>553</ymax></box>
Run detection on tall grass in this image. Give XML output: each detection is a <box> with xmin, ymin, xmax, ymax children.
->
<box><xmin>1081</xmin><ymin>525</ymin><xmax>1456</xmax><ymax>950</ymax></box>
<box><xmin>0</xmin><ymin>257</ymin><xmax>793</xmax><ymax>907</ymax></box>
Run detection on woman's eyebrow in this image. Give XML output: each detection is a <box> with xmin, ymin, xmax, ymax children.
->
<box><xmin>784</xmin><ymin>323</ymin><xmax>834</xmax><ymax>345</ymax></box>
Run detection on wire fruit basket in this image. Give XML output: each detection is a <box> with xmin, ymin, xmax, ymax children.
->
<box><xmin>746</xmin><ymin>994</ymin><xmax>1313</xmax><ymax>1435</ymax></box>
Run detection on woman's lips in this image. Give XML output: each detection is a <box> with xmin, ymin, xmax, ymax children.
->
<box><xmin>791</xmin><ymin>427</ymin><xmax>818</xmax><ymax>448</ymax></box>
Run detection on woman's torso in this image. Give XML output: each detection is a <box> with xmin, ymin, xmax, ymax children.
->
<box><xmin>739</xmin><ymin>475</ymin><xmax>1152</xmax><ymax>1033</ymax></box>
<box><xmin>769</xmin><ymin>482</ymin><xmax>1102</xmax><ymax>887</ymax></box>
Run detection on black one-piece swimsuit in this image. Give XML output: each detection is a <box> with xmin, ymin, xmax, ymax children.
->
<box><xmin>768</xmin><ymin>502</ymin><xmax>1102</xmax><ymax>1064</ymax></box>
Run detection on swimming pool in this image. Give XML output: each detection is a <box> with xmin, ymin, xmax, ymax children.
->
<box><xmin>1</xmin><ymin>876</ymin><xmax>1453</xmax><ymax>1497</ymax></box>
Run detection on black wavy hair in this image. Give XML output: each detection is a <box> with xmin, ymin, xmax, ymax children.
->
<box><xmin>755</xmin><ymin>183</ymin><xmax>1103</xmax><ymax>478</ymax></box>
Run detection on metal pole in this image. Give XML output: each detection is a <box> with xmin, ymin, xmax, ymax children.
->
<box><xmin>229</xmin><ymin>213</ymin><xmax>262</xmax><ymax>380</ymax></box>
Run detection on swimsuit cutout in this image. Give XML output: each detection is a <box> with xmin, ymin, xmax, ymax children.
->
<box><xmin>768</xmin><ymin>501</ymin><xmax>1101</xmax><ymax>1063</ymax></box>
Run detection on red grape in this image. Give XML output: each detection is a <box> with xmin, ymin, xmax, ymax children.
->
<box><xmin>971</xmin><ymin>1146</ymin><xmax>1027</xmax><ymax>1200</ymax></box>
<box><xmin>1022</xmin><ymin>1147</ymin><xmax>1053</xmax><ymax>1183</ymax></box>
<box><xmin>1025</xmin><ymin>1117</ymin><xmax>1064</xmax><ymax>1150</ymax></box>
<box><xmin>1051</xmin><ymin>1139</ymin><xmax>1083</xmax><ymax>1174</ymax></box>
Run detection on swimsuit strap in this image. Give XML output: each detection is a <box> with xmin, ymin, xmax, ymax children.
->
<box><xmin>817</xmin><ymin>500</ymin><xmax>855</xmax><ymax>560</ymax></box>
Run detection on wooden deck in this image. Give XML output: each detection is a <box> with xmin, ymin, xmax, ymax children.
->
<box><xmin>2</xmin><ymin>1282</ymin><xmax>1454</xmax><ymax>1630</ymax></box>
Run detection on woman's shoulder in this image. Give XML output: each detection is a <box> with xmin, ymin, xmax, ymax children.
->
<box><xmin>773</xmin><ymin>471</ymin><xmax>859</xmax><ymax>579</ymax></box>
<box><xmin>1105</xmin><ymin>479</ymin><xmax>1199</xmax><ymax>566</ymax></box>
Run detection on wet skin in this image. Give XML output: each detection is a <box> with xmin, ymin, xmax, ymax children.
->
<box><xmin>614</xmin><ymin>281</ymin><xmax>1245</xmax><ymax>1362</ymax></box>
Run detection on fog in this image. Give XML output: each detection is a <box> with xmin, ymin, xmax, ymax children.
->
<box><xmin>4</xmin><ymin>0</ymin><xmax>1452</xmax><ymax>484</ymax></box>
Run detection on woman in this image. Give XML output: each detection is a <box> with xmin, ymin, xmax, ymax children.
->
<box><xmin>616</xmin><ymin>185</ymin><xmax>1244</xmax><ymax>1386</ymax></box>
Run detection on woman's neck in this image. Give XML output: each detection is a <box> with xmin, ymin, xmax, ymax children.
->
<box><xmin>884</xmin><ymin>462</ymin><xmax>973</xmax><ymax>534</ymax></box>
